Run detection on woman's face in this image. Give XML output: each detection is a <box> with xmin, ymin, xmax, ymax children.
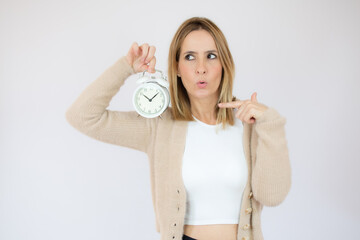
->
<box><xmin>177</xmin><ymin>29</ymin><xmax>223</xmax><ymax>102</ymax></box>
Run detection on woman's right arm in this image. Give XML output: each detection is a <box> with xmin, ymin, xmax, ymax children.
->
<box><xmin>65</xmin><ymin>43</ymin><xmax>157</xmax><ymax>153</ymax></box>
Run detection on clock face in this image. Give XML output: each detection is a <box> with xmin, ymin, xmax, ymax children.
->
<box><xmin>133</xmin><ymin>83</ymin><xmax>167</xmax><ymax>118</ymax></box>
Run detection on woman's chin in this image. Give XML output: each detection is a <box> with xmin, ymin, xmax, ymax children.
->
<box><xmin>189</xmin><ymin>91</ymin><xmax>218</xmax><ymax>101</ymax></box>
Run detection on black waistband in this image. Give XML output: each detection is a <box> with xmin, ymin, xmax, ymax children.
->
<box><xmin>182</xmin><ymin>234</ymin><xmax>197</xmax><ymax>240</ymax></box>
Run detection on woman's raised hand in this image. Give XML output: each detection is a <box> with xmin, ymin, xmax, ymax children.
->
<box><xmin>218</xmin><ymin>92</ymin><xmax>269</xmax><ymax>124</ymax></box>
<box><xmin>126</xmin><ymin>42</ymin><xmax>157</xmax><ymax>74</ymax></box>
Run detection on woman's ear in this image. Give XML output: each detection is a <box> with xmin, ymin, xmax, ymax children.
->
<box><xmin>177</xmin><ymin>67</ymin><xmax>181</xmax><ymax>77</ymax></box>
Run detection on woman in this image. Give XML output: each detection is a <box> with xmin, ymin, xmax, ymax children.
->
<box><xmin>66</xmin><ymin>17</ymin><xmax>291</xmax><ymax>240</ymax></box>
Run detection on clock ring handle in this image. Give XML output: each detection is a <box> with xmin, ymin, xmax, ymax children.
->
<box><xmin>137</xmin><ymin>69</ymin><xmax>169</xmax><ymax>88</ymax></box>
<box><xmin>140</xmin><ymin>69</ymin><xmax>167</xmax><ymax>80</ymax></box>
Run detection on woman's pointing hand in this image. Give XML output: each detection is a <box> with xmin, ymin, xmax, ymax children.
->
<box><xmin>218</xmin><ymin>92</ymin><xmax>268</xmax><ymax>124</ymax></box>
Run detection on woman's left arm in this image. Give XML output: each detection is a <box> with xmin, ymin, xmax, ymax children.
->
<box><xmin>251</xmin><ymin>107</ymin><xmax>292</xmax><ymax>207</ymax></box>
<box><xmin>218</xmin><ymin>93</ymin><xmax>292</xmax><ymax>206</ymax></box>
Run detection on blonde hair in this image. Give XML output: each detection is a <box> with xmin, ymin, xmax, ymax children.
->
<box><xmin>168</xmin><ymin>17</ymin><xmax>236</xmax><ymax>129</ymax></box>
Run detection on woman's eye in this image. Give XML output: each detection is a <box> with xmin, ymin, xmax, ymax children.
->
<box><xmin>185</xmin><ymin>54</ymin><xmax>194</xmax><ymax>60</ymax></box>
<box><xmin>208</xmin><ymin>53</ymin><xmax>217</xmax><ymax>59</ymax></box>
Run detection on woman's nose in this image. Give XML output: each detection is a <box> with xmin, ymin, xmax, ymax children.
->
<box><xmin>196</xmin><ymin>60</ymin><xmax>207</xmax><ymax>74</ymax></box>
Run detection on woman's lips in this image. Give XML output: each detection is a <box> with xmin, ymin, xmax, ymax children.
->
<box><xmin>197</xmin><ymin>81</ymin><xmax>207</xmax><ymax>88</ymax></box>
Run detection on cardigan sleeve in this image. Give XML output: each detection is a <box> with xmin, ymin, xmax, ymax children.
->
<box><xmin>65</xmin><ymin>56</ymin><xmax>153</xmax><ymax>153</ymax></box>
<box><xmin>251</xmin><ymin>107</ymin><xmax>292</xmax><ymax>206</ymax></box>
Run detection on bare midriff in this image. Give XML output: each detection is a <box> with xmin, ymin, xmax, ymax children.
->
<box><xmin>183</xmin><ymin>224</ymin><xmax>238</xmax><ymax>240</ymax></box>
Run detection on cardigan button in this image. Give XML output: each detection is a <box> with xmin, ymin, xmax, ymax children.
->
<box><xmin>177</xmin><ymin>189</ymin><xmax>180</xmax><ymax>194</ymax></box>
<box><xmin>174</xmin><ymin>223</ymin><xmax>176</xmax><ymax>226</ymax></box>
<box><xmin>248</xmin><ymin>191</ymin><xmax>253</xmax><ymax>199</ymax></box>
<box><xmin>172</xmin><ymin>236</ymin><xmax>175</xmax><ymax>239</ymax></box>
<box><xmin>245</xmin><ymin>207</ymin><xmax>253</xmax><ymax>214</ymax></box>
<box><xmin>242</xmin><ymin>224</ymin><xmax>250</xmax><ymax>230</ymax></box>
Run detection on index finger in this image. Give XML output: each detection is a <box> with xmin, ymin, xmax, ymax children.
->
<box><xmin>218</xmin><ymin>100</ymin><xmax>244</xmax><ymax>108</ymax></box>
<box><xmin>148</xmin><ymin>56</ymin><xmax>156</xmax><ymax>73</ymax></box>
<box><xmin>145</xmin><ymin>45</ymin><xmax>156</xmax><ymax>64</ymax></box>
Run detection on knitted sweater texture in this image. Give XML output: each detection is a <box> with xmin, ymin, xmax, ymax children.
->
<box><xmin>65</xmin><ymin>56</ymin><xmax>292</xmax><ymax>240</ymax></box>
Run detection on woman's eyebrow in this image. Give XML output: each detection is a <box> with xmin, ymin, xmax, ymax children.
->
<box><xmin>183</xmin><ymin>50</ymin><xmax>218</xmax><ymax>55</ymax></box>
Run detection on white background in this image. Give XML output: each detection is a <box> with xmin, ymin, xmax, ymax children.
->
<box><xmin>1</xmin><ymin>0</ymin><xmax>359</xmax><ymax>239</ymax></box>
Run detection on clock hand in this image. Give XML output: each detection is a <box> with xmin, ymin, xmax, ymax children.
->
<box><xmin>150</xmin><ymin>92</ymin><xmax>159</xmax><ymax>101</ymax></box>
<box><xmin>141</xmin><ymin>93</ymin><xmax>151</xmax><ymax>102</ymax></box>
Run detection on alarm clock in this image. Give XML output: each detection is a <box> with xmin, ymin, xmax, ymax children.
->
<box><xmin>132</xmin><ymin>69</ymin><xmax>170</xmax><ymax>118</ymax></box>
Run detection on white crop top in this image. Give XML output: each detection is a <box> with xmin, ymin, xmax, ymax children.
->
<box><xmin>182</xmin><ymin>113</ymin><xmax>248</xmax><ymax>225</ymax></box>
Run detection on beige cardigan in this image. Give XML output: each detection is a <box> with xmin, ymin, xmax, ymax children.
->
<box><xmin>65</xmin><ymin>56</ymin><xmax>292</xmax><ymax>240</ymax></box>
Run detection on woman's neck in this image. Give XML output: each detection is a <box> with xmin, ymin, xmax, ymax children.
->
<box><xmin>189</xmin><ymin>95</ymin><xmax>218</xmax><ymax>125</ymax></box>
